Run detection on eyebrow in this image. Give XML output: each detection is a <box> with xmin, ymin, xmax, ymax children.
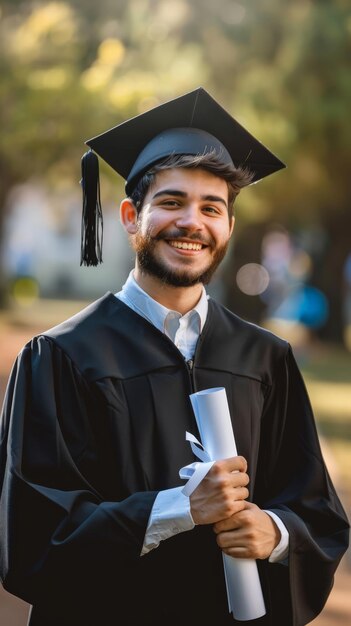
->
<box><xmin>152</xmin><ymin>189</ymin><xmax>228</xmax><ymax>208</ymax></box>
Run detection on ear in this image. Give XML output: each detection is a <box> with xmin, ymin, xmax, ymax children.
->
<box><xmin>229</xmin><ymin>215</ymin><xmax>235</xmax><ymax>237</ymax></box>
<box><xmin>120</xmin><ymin>198</ymin><xmax>138</xmax><ymax>234</ymax></box>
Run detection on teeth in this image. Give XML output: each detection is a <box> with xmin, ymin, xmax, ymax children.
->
<box><xmin>169</xmin><ymin>241</ymin><xmax>203</xmax><ymax>251</ymax></box>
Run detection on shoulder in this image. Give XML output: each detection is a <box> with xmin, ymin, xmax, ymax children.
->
<box><xmin>203</xmin><ymin>299</ymin><xmax>290</xmax><ymax>384</ymax></box>
<box><xmin>44</xmin><ymin>292</ymin><xmax>121</xmax><ymax>341</ymax></box>
<box><xmin>208</xmin><ymin>299</ymin><xmax>288</xmax><ymax>351</ymax></box>
<box><xmin>35</xmin><ymin>293</ymin><xmax>179</xmax><ymax>381</ymax></box>
<box><xmin>31</xmin><ymin>293</ymin><xmax>129</xmax><ymax>379</ymax></box>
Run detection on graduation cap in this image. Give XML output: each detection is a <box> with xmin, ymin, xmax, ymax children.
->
<box><xmin>80</xmin><ymin>87</ymin><xmax>285</xmax><ymax>266</ymax></box>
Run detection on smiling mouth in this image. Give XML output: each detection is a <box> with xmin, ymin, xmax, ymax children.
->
<box><xmin>168</xmin><ymin>240</ymin><xmax>205</xmax><ymax>251</ymax></box>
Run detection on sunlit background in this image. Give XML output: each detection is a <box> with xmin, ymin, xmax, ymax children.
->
<box><xmin>0</xmin><ymin>1</ymin><xmax>350</xmax><ymax>624</ymax></box>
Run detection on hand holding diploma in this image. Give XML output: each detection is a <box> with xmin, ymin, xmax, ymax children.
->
<box><xmin>213</xmin><ymin>501</ymin><xmax>282</xmax><ymax>560</ymax></box>
<box><xmin>189</xmin><ymin>456</ymin><xmax>249</xmax><ymax>525</ymax></box>
<box><xmin>181</xmin><ymin>387</ymin><xmax>267</xmax><ymax>621</ymax></box>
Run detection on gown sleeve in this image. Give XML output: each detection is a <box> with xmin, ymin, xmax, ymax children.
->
<box><xmin>255</xmin><ymin>344</ymin><xmax>349</xmax><ymax>626</ymax></box>
<box><xmin>0</xmin><ymin>335</ymin><xmax>157</xmax><ymax>618</ymax></box>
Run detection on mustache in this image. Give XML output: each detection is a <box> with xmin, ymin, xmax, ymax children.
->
<box><xmin>154</xmin><ymin>228</ymin><xmax>215</xmax><ymax>247</ymax></box>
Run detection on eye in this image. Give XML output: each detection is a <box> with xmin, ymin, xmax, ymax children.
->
<box><xmin>202</xmin><ymin>205</ymin><xmax>221</xmax><ymax>214</ymax></box>
<box><xmin>160</xmin><ymin>200</ymin><xmax>181</xmax><ymax>208</ymax></box>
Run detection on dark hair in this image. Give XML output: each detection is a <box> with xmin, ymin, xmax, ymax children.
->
<box><xmin>129</xmin><ymin>151</ymin><xmax>253</xmax><ymax>214</ymax></box>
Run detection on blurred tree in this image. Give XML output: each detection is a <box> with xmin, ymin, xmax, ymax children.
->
<box><xmin>0</xmin><ymin>0</ymin><xmax>207</xmax><ymax>302</ymax></box>
<box><xmin>259</xmin><ymin>1</ymin><xmax>350</xmax><ymax>342</ymax></box>
<box><xmin>0</xmin><ymin>2</ymin><xmax>105</xmax><ymax>301</ymax></box>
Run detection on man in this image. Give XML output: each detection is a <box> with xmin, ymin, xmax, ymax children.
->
<box><xmin>0</xmin><ymin>88</ymin><xmax>349</xmax><ymax>626</ymax></box>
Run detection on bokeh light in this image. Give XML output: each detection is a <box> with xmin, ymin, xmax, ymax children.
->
<box><xmin>11</xmin><ymin>277</ymin><xmax>39</xmax><ymax>307</ymax></box>
<box><xmin>236</xmin><ymin>263</ymin><xmax>270</xmax><ymax>296</ymax></box>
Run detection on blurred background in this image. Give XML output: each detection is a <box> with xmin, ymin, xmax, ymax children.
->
<box><xmin>0</xmin><ymin>0</ymin><xmax>350</xmax><ymax>624</ymax></box>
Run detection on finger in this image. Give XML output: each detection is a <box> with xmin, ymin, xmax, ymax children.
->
<box><xmin>212</xmin><ymin>492</ymin><xmax>252</xmax><ymax>534</ymax></box>
<box><xmin>213</xmin><ymin>507</ymin><xmax>246</xmax><ymax>533</ymax></box>
<box><xmin>233</xmin><ymin>486</ymin><xmax>249</xmax><ymax>501</ymax></box>
<box><xmin>213</xmin><ymin>470</ymin><xmax>249</xmax><ymax>490</ymax></box>
<box><xmin>216</xmin><ymin>529</ymin><xmax>247</xmax><ymax>549</ymax></box>
<box><xmin>222</xmin><ymin>546</ymin><xmax>254</xmax><ymax>559</ymax></box>
<box><xmin>217</xmin><ymin>455</ymin><xmax>248</xmax><ymax>474</ymax></box>
<box><xmin>231</xmin><ymin>472</ymin><xmax>250</xmax><ymax>489</ymax></box>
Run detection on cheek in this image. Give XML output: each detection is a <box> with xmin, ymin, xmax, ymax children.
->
<box><xmin>136</xmin><ymin>214</ymin><xmax>153</xmax><ymax>237</ymax></box>
<box><xmin>142</xmin><ymin>213</ymin><xmax>169</xmax><ymax>237</ymax></box>
<box><xmin>212</xmin><ymin>223</ymin><xmax>232</xmax><ymax>243</ymax></box>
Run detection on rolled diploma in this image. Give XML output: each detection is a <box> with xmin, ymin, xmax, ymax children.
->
<box><xmin>190</xmin><ymin>387</ymin><xmax>266</xmax><ymax>622</ymax></box>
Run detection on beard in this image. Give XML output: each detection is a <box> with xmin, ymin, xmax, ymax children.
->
<box><xmin>133</xmin><ymin>226</ymin><xmax>229</xmax><ymax>287</ymax></box>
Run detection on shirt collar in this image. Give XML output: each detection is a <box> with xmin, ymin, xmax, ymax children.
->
<box><xmin>119</xmin><ymin>270</ymin><xmax>208</xmax><ymax>334</ymax></box>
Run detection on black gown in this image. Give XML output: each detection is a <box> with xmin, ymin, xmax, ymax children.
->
<box><xmin>0</xmin><ymin>293</ymin><xmax>349</xmax><ymax>626</ymax></box>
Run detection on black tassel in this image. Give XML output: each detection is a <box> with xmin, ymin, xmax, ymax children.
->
<box><xmin>80</xmin><ymin>149</ymin><xmax>103</xmax><ymax>266</ymax></box>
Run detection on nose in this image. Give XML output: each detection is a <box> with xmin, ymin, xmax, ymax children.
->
<box><xmin>174</xmin><ymin>204</ymin><xmax>204</xmax><ymax>231</ymax></box>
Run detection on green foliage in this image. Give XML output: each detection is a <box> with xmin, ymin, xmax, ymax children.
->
<box><xmin>0</xmin><ymin>0</ymin><xmax>208</xmax><ymax>193</ymax></box>
<box><xmin>1</xmin><ymin>0</ymin><xmax>350</xmax><ymax>219</ymax></box>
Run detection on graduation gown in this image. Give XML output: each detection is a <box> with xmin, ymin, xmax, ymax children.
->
<box><xmin>0</xmin><ymin>293</ymin><xmax>348</xmax><ymax>626</ymax></box>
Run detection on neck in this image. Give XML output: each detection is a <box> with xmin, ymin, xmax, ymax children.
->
<box><xmin>133</xmin><ymin>265</ymin><xmax>203</xmax><ymax>314</ymax></box>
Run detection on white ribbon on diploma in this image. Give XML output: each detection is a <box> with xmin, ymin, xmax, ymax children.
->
<box><xmin>180</xmin><ymin>387</ymin><xmax>266</xmax><ymax>622</ymax></box>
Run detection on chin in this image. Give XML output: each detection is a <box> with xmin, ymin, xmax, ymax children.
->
<box><xmin>140</xmin><ymin>260</ymin><xmax>215</xmax><ymax>287</ymax></box>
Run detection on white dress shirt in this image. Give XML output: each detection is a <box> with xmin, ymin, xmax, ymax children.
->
<box><xmin>115</xmin><ymin>271</ymin><xmax>289</xmax><ymax>562</ymax></box>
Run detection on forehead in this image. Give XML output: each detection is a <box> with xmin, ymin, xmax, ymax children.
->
<box><xmin>147</xmin><ymin>167</ymin><xmax>229</xmax><ymax>199</ymax></box>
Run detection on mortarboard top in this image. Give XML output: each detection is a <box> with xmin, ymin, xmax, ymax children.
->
<box><xmin>80</xmin><ymin>87</ymin><xmax>285</xmax><ymax>265</ymax></box>
<box><xmin>86</xmin><ymin>87</ymin><xmax>285</xmax><ymax>194</ymax></box>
